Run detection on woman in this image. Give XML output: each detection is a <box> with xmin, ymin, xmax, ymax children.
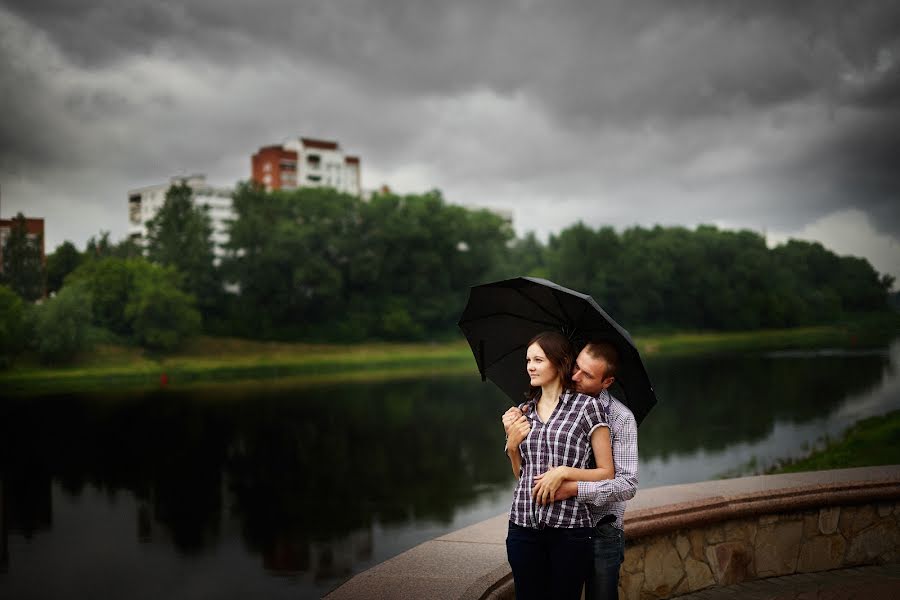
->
<box><xmin>505</xmin><ymin>331</ymin><xmax>614</xmax><ymax>600</ymax></box>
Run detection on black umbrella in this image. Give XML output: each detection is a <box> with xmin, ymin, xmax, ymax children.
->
<box><xmin>457</xmin><ymin>276</ymin><xmax>657</xmax><ymax>425</ymax></box>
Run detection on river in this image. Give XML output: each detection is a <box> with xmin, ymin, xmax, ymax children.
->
<box><xmin>2</xmin><ymin>339</ymin><xmax>898</xmax><ymax>598</ymax></box>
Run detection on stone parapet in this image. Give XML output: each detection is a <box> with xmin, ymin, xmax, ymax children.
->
<box><xmin>325</xmin><ymin>513</ymin><xmax>512</xmax><ymax>599</ymax></box>
<box><xmin>325</xmin><ymin>466</ymin><xmax>900</xmax><ymax>599</ymax></box>
<box><xmin>620</xmin><ymin>466</ymin><xmax>900</xmax><ymax>598</ymax></box>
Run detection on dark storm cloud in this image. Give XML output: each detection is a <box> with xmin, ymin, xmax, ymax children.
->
<box><xmin>0</xmin><ymin>0</ymin><xmax>898</xmax><ymax>262</ymax></box>
<box><xmin>7</xmin><ymin>1</ymin><xmax>891</xmax><ymax>106</ymax></box>
<box><xmin>5</xmin><ymin>1</ymin><xmax>898</xmax><ymax>118</ymax></box>
<box><xmin>818</xmin><ymin>112</ymin><xmax>900</xmax><ymax>233</ymax></box>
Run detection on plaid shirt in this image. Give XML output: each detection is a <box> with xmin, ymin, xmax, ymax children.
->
<box><xmin>510</xmin><ymin>389</ymin><xmax>609</xmax><ymax>529</ymax></box>
<box><xmin>577</xmin><ymin>391</ymin><xmax>638</xmax><ymax>530</ymax></box>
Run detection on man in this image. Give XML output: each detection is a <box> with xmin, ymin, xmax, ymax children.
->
<box><xmin>503</xmin><ymin>341</ymin><xmax>638</xmax><ymax>600</ymax></box>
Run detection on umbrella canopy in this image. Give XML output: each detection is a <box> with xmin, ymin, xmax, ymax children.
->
<box><xmin>457</xmin><ymin>276</ymin><xmax>657</xmax><ymax>426</ymax></box>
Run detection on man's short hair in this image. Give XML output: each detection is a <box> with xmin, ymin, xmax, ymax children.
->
<box><xmin>583</xmin><ymin>341</ymin><xmax>619</xmax><ymax>378</ymax></box>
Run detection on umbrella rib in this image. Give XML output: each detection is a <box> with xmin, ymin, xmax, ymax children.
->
<box><xmin>480</xmin><ymin>341</ymin><xmax>528</xmax><ymax>373</ymax></box>
<box><xmin>550</xmin><ymin>290</ymin><xmax>578</xmax><ymax>338</ymax></box>
<box><xmin>458</xmin><ymin>311</ymin><xmax>562</xmax><ymax>329</ymax></box>
<box><xmin>513</xmin><ymin>287</ymin><xmax>565</xmax><ymax>323</ymax></box>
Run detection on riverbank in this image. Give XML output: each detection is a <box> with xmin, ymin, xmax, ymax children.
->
<box><xmin>770</xmin><ymin>409</ymin><xmax>900</xmax><ymax>474</ymax></box>
<box><xmin>635</xmin><ymin>312</ymin><xmax>899</xmax><ymax>356</ymax></box>
<box><xmin>0</xmin><ymin>338</ymin><xmax>477</xmax><ymax>395</ymax></box>
<box><xmin>2</xmin><ymin>317</ymin><xmax>898</xmax><ymax>395</ymax></box>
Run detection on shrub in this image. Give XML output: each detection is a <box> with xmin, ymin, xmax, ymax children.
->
<box><xmin>34</xmin><ymin>282</ymin><xmax>94</xmax><ymax>364</ymax></box>
<box><xmin>0</xmin><ymin>284</ymin><xmax>28</xmax><ymax>368</ymax></box>
<box><xmin>125</xmin><ymin>277</ymin><xmax>201</xmax><ymax>351</ymax></box>
<box><xmin>68</xmin><ymin>256</ymin><xmax>201</xmax><ymax>350</ymax></box>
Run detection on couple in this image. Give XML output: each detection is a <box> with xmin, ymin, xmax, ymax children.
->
<box><xmin>501</xmin><ymin>331</ymin><xmax>638</xmax><ymax>600</ymax></box>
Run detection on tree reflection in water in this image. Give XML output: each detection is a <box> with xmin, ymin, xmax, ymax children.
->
<box><xmin>0</xmin><ymin>377</ymin><xmax>513</xmax><ymax>586</ymax></box>
<box><xmin>640</xmin><ymin>349</ymin><xmax>891</xmax><ymax>458</ymax></box>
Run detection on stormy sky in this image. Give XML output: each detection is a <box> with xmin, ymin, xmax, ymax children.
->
<box><xmin>1</xmin><ymin>1</ymin><xmax>898</xmax><ymax>283</ymax></box>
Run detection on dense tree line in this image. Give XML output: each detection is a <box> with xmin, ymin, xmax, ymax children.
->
<box><xmin>222</xmin><ymin>184</ymin><xmax>513</xmax><ymax>339</ymax></box>
<box><xmin>0</xmin><ymin>186</ymin><xmax>895</xmax><ymax>367</ymax></box>
<box><xmin>536</xmin><ymin>223</ymin><xmax>892</xmax><ymax>330</ymax></box>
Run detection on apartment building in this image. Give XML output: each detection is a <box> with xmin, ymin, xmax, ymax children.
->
<box><xmin>127</xmin><ymin>175</ymin><xmax>233</xmax><ymax>262</ymax></box>
<box><xmin>0</xmin><ymin>216</ymin><xmax>45</xmax><ymax>273</ymax></box>
<box><xmin>251</xmin><ymin>137</ymin><xmax>361</xmax><ymax>196</ymax></box>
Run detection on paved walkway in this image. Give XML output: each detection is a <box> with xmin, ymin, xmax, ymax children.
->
<box><xmin>675</xmin><ymin>564</ymin><xmax>900</xmax><ymax>600</ymax></box>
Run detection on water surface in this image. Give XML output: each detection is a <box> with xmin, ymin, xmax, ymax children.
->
<box><xmin>2</xmin><ymin>340</ymin><xmax>898</xmax><ymax>598</ymax></box>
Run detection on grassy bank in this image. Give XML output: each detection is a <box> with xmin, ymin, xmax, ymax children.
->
<box><xmin>0</xmin><ymin>338</ymin><xmax>478</xmax><ymax>395</ymax></box>
<box><xmin>636</xmin><ymin>313</ymin><xmax>900</xmax><ymax>357</ymax></box>
<box><xmin>770</xmin><ymin>410</ymin><xmax>900</xmax><ymax>473</ymax></box>
<box><xmin>2</xmin><ymin>316</ymin><xmax>898</xmax><ymax>395</ymax></box>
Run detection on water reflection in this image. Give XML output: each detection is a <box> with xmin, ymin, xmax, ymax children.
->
<box><xmin>1</xmin><ymin>341</ymin><xmax>897</xmax><ymax>598</ymax></box>
<box><xmin>0</xmin><ymin>378</ymin><xmax>513</xmax><ymax>597</ymax></box>
<box><xmin>639</xmin><ymin>341</ymin><xmax>899</xmax><ymax>485</ymax></box>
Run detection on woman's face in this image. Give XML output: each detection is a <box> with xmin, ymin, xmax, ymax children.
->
<box><xmin>526</xmin><ymin>342</ymin><xmax>559</xmax><ymax>388</ymax></box>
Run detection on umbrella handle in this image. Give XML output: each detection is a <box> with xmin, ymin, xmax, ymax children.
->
<box><xmin>479</xmin><ymin>340</ymin><xmax>486</xmax><ymax>382</ymax></box>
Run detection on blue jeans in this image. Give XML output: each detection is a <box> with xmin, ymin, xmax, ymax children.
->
<box><xmin>506</xmin><ymin>522</ymin><xmax>593</xmax><ymax>600</ymax></box>
<box><xmin>585</xmin><ymin>523</ymin><xmax>625</xmax><ymax>600</ymax></box>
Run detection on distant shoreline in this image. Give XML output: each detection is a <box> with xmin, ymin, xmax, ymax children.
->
<box><xmin>769</xmin><ymin>409</ymin><xmax>900</xmax><ymax>473</ymax></box>
<box><xmin>2</xmin><ymin>318</ymin><xmax>898</xmax><ymax>395</ymax></box>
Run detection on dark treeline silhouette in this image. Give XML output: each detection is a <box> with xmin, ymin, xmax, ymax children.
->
<box><xmin>3</xmin><ymin>185</ymin><xmax>894</xmax><ymax>359</ymax></box>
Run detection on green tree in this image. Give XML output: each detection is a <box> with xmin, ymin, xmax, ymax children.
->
<box><xmin>223</xmin><ymin>184</ymin><xmax>513</xmax><ymax>340</ymax></box>
<box><xmin>126</xmin><ymin>273</ymin><xmax>201</xmax><ymax>351</ymax></box>
<box><xmin>0</xmin><ymin>284</ymin><xmax>28</xmax><ymax>368</ymax></box>
<box><xmin>33</xmin><ymin>282</ymin><xmax>93</xmax><ymax>364</ymax></box>
<box><xmin>145</xmin><ymin>183</ymin><xmax>221</xmax><ymax>318</ymax></box>
<box><xmin>351</xmin><ymin>190</ymin><xmax>513</xmax><ymax>339</ymax></box>
<box><xmin>67</xmin><ymin>257</ymin><xmax>136</xmax><ymax>336</ymax></box>
<box><xmin>85</xmin><ymin>231</ymin><xmax>114</xmax><ymax>259</ymax></box>
<box><xmin>529</xmin><ymin>222</ymin><xmax>892</xmax><ymax>331</ymax></box>
<box><xmin>1</xmin><ymin>212</ymin><xmax>44</xmax><ymax>300</ymax></box>
<box><xmin>504</xmin><ymin>232</ymin><xmax>549</xmax><ymax>279</ymax></box>
<box><xmin>67</xmin><ymin>256</ymin><xmax>201</xmax><ymax>349</ymax></box>
<box><xmin>46</xmin><ymin>241</ymin><xmax>83</xmax><ymax>294</ymax></box>
<box><xmin>111</xmin><ymin>236</ymin><xmax>144</xmax><ymax>259</ymax></box>
<box><xmin>225</xmin><ymin>184</ymin><xmax>357</xmax><ymax>338</ymax></box>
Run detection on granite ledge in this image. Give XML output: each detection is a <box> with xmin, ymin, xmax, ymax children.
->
<box><xmin>325</xmin><ymin>465</ymin><xmax>900</xmax><ymax>599</ymax></box>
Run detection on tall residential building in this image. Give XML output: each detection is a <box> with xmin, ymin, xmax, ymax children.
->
<box><xmin>0</xmin><ymin>216</ymin><xmax>45</xmax><ymax>273</ymax></box>
<box><xmin>251</xmin><ymin>137</ymin><xmax>361</xmax><ymax>196</ymax></box>
<box><xmin>127</xmin><ymin>174</ymin><xmax>233</xmax><ymax>262</ymax></box>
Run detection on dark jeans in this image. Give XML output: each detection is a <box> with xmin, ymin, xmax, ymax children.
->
<box><xmin>506</xmin><ymin>521</ymin><xmax>593</xmax><ymax>600</ymax></box>
<box><xmin>585</xmin><ymin>522</ymin><xmax>625</xmax><ymax>600</ymax></box>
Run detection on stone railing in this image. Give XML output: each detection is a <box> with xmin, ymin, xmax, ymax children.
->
<box><xmin>325</xmin><ymin>465</ymin><xmax>900</xmax><ymax>599</ymax></box>
<box><xmin>618</xmin><ymin>465</ymin><xmax>900</xmax><ymax>598</ymax></box>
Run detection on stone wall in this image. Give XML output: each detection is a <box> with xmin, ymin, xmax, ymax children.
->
<box><xmin>619</xmin><ymin>500</ymin><xmax>900</xmax><ymax>599</ymax></box>
<box><xmin>325</xmin><ymin>466</ymin><xmax>900</xmax><ymax>600</ymax></box>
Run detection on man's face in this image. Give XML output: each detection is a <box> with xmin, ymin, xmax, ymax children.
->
<box><xmin>571</xmin><ymin>348</ymin><xmax>614</xmax><ymax>396</ymax></box>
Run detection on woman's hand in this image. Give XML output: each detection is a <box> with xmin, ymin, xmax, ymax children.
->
<box><xmin>501</xmin><ymin>406</ymin><xmax>523</xmax><ymax>435</ymax></box>
<box><xmin>532</xmin><ymin>466</ymin><xmax>570</xmax><ymax>506</ymax></box>
<box><xmin>506</xmin><ymin>415</ymin><xmax>531</xmax><ymax>448</ymax></box>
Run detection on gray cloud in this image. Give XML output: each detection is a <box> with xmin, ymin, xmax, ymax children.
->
<box><xmin>0</xmin><ymin>0</ymin><xmax>898</xmax><ymax>282</ymax></box>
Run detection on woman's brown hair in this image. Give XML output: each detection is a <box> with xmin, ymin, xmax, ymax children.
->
<box><xmin>525</xmin><ymin>331</ymin><xmax>574</xmax><ymax>400</ymax></box>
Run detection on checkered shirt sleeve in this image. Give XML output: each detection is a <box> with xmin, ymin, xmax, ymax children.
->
<box><xmin>583</xmin><ymin>395</ymin><xmax>609</xmax><ymax>437</ymax></box>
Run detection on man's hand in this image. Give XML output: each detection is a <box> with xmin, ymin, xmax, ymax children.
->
<box><xmin>506</xmin><ymin>415</ymin><xmax>531</xmax><ymax>449</ymax></box>
<box><xmin>532</xmin><ymin>475</ymin><xmax>578</xmax><ymax>505</ymax></box>
<box><xmin>554</xmin><ymin>481</ymin><xmax>578</xmax><ymax>502</ymax></box>
<box><xmin>502</xmin><ymin>406</ymin><xmax>523</xmax><ymax>435</ymax></box>
<box><xmin>532</xmin><ymin>467</ymin><xmax>568</xmax><ymax>505</ymax></box>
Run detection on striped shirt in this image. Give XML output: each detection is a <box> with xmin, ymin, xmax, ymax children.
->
<box><xmin>577</xmin><ymin>391</ymin><xmax>638</xmax><ymax>530</ymax></box>
<box><xmin>509</xmin><ymin>389</ymin><xmax>609</xmax><ymax>529</ymax></box>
